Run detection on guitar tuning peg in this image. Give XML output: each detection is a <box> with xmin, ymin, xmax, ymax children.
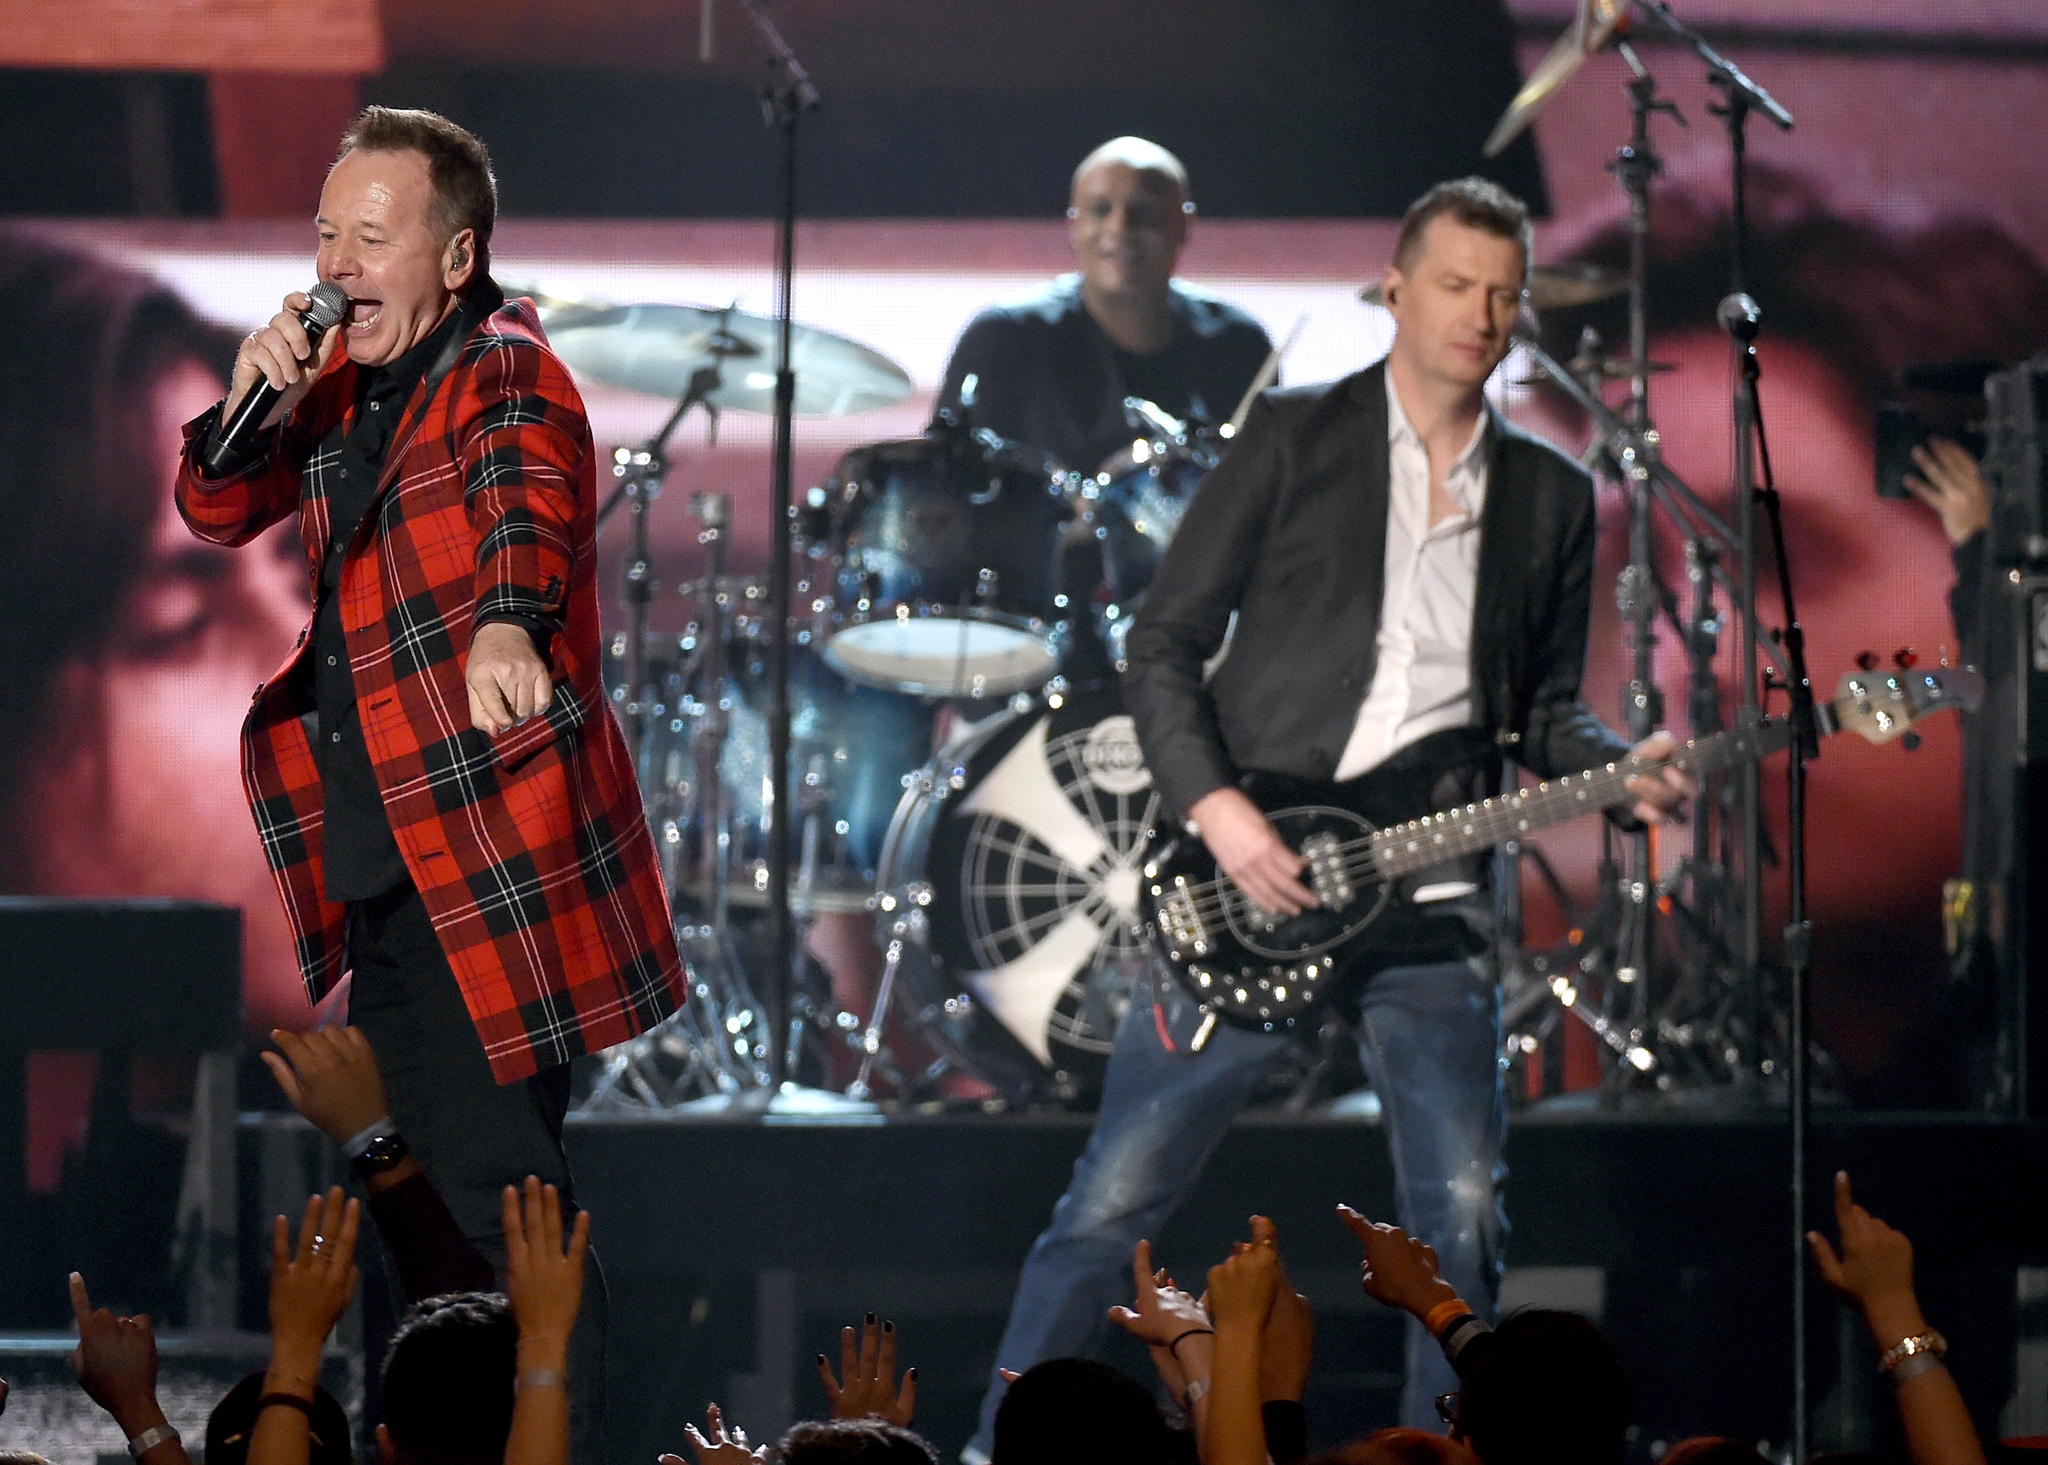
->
<box><xmin>1893</xmin><ymin>647</ymin><xmax>1918</xmax><ymax>669</ymax></box>
<box><xmin>1856</xmin><ymin>649</ymin><xmax>1880</xmax><ymax>672</ymax></box>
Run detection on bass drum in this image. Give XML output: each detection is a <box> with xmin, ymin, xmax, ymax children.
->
<box><xmin>876</xmin><ymin>685</ymin><xmax>1162</xmax><ymax>1101</ymax></box>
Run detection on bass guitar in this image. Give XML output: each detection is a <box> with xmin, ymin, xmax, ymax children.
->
<box><xmin>1138</xmin><ymin>664</ymin><xmax>1982</xmax><ymax>1046</ymax></box>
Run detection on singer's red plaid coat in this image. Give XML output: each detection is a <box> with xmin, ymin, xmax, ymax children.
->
<box><xmin>175</xmin><ymin>292</ymin><xmax>685</xmax><ymax>1083</ymax></box>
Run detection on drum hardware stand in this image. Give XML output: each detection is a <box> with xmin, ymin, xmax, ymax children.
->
<box><xmin>581</xmin><ymin>365</ymin><xmax>785</xmax><ymax>1107</ymax></box>
<box><xmin>847</xmin><ymin>884</ymin><xmax>933</xmax><ymax>1101</ymax></box>
<box><xmin>1518</xmin><ymin>325</ymin><xmax>1785</xmax><ymax>1095</ymax></box>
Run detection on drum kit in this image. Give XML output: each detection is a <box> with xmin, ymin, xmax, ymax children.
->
<box><xmin>548</xmin><ymin>0</ymin><xmax>1800</xmax><ymax>1118</ymax></box>
<box><xmin>542</xmin><ymin>293</ymin><xmax>1232</xmax><ymax>1111</ymax></box>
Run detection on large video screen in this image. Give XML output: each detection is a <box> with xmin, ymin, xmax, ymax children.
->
<box><xmin>5</xmin><ymin>15</ymin><xmax>2041</xmax><ymax>1103</ymax></box>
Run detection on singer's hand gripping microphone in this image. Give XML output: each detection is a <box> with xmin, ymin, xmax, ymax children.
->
<box><xmin>202</xmin><ymin>281</ymin><xmax>350</xmax><ymax>475</ymax></box>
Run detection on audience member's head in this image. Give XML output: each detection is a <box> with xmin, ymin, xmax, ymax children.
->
<box><xmin>1660</xmin><ymin>1438</ymin><xmax>1771</xmax><ymax>1465</ymax></box>
<box><xmin>1453</xmin><ymin>1309</ymin><xmax>1630</xmax><ymax>1465</ymax></box>
<box><xmin>772</xmin><ymin>1418</ymin><xmax>941</xmax><ymax>1464</ymax></box>
<box><xmin>1311</xmin><ymin>1427</ymin><xmax>1482</xmax><ymax>1465</ymax></box>
<box><xmin>379</xmin><ymin>1291</ymin><xmax>518</xmax><ymax>1465</ymax></box>
<box><xmin>992</xmin><ymin>1357</ymin><xmax>1175</xmax><ymax>1465</ymax></box>
<box><xmin>207</xmin><ymin>1370</ymin><xmax>352</xmax><ymax>1465</ymax></box>
<box><xmin>0</xmin><ymin>1452</ymin><xmax>53</xmax><ymax>1465</ymax></box>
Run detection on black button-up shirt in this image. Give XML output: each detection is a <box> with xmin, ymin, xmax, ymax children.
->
<box><xmin>306</xmin><ymin>312</ymin><xmax>464</xmax><ymax>903</ymax></box>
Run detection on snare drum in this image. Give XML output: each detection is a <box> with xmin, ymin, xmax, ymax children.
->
<box><xmin>817</xmin><ymin>428</ymin><xmax>1073</xmax><ymax>699</ymax></box>
<box><xmin>875</xmin><ymin>685</ymin><xmax>1160</xmax><ymax>1097</ymax></box>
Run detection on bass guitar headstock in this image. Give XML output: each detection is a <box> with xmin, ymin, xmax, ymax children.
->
<box><xmin>1828</xmin><ymin>663</ymin><xmax>1984</xmax><ymax>745</ymax></box>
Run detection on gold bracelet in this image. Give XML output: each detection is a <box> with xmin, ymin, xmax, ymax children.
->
<box><xmin>1878</xmin><ymin>1330</ymin><xmax>1947</xmax><ymax>1374</ymax></box>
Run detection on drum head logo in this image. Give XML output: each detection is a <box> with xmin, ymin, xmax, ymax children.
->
<box><xmin>1080</xmin><ymin>715</ymin><xmax>1151</xmax><ymax>796</ymax></box>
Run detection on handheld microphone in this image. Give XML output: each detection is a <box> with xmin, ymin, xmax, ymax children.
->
<box><xmin>1716</xmin><ymin>292</ymin><xmax>1762</xmax><ymax>343</ymax></box>
<box><xmin>204</xmin><ymin>281</ymin><xmax>349</xmax><ymax>475</ymax></box>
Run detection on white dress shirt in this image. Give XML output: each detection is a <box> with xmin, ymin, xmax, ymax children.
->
<box><xmin>1333</xmin><ymin>371</ymin><xmax>1489</xmax><ymax>781</ymax></box>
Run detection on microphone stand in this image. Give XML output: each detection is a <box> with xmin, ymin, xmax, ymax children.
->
<box><xmin>1631</xmin><ymin>4</ymin><xmax>1805</xmax><ymax>1447</ymax></box>
<box><xmin>743</xmin><ymin>0</ymin><xmax>819</xmax><ymax>1089</ymax></box>
<box><xmin>1730</xmin><ymin>293</ymin><xmax>1820</xmax><ymax>1463</ymax></box>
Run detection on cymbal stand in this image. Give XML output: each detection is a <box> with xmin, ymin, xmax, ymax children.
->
<box><xmin>581</xmin><ymin>366</ymin><xmax>777</xmax><ymax>1109</ymax></box>
<box><xmin>1515</xmin><ymin>321</ymin><xmax>1793</xmax><ymax>1099</ymax></box>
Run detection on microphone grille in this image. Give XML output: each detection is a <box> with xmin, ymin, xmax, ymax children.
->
<box><xmin>304</xmin><ymin>281</ymin><xmax>350</xmax><ymax>333</ymax></box>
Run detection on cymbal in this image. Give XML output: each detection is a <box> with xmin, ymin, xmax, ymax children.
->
<box><xmin>1483</xmin><ymin>0</ymin><xmax>1631</xmax><ymax>158</ymax></box>
<box><xmin>1359</xmin><ymin>262</ymin><xmax>1628</xmax><ymax>313</ymax></box>
<box><xmin>500</xmin><ymin>279</ymin><xmax>616</xmax><ymax>324</ymax></box>
<box><xmin>548</xmin><ymin>303</ymin><xmax>914</xmax><ymax>417</ymax></box>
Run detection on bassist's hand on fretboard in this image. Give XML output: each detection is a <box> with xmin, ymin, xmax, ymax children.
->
<box><xmin>1186</xmin><ymin>785</ymin><xmax>1318</xmax><ymax>916</ymax></box>
<box><xmin>1625</xmin><ymin>729</ymin><xmax>1695</xmax><ymax>824</ymax></box>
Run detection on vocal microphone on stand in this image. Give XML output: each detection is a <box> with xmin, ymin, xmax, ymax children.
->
<box><xmin>1717</xmin><ymin>292</ymin><xmax>1762</xmax><ymax>343</ymax></box>
<box><xmin>202</xmin><ymin>281</ymin><xmax>349</xmax><ymax>476</ymax></box>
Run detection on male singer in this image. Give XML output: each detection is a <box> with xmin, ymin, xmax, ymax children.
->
<box><xmin>175</xmin><ymin>108</ymin><xmax>684</xmax><ymax>1459</ymax></box>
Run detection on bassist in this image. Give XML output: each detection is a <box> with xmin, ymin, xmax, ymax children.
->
<box><xmin>969</xmin><ymin>177</ymin><xmax>1690</xmax><ymax>1450</ymax></box>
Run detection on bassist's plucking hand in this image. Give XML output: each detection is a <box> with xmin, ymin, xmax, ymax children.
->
<box><xmin>1186</xmin><ymin>786</ymin><xmax>1317</xmax><ymax>916</ymax></box>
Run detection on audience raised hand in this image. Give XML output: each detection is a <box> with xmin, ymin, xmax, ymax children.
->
<box><xmin>261</xmin><ymin>1027</ymin><xmax>394</xmax><ymax>1159</ymax></box>
<box><xmin>1337</xmin><ymin>1205</ymin><xmax>1492</xmax><ymax>1376</ymax></box>
<box><xmin>670</xmin><ymin>1403</ymin><xmax>765</xmax><ymax>1464</ymax></box>
<box><xmin>249</xmin><ymin>1187</ymin><xmax>360</xmax><ymax>1465</ymax></box>
<box><xmin>819</xmin><ymin>1314</ymin><xmax>917</xmax><ymax>1427</ymax></box>
<box><xmin>503</xmin><ymin>1177</ymin><xmax>591</xmax><ymax>1465</ymax></box>
<box><xmin>1201</xmin><ymin>1216</ymin><xmax>1286</xmax><ymax>1465</ymax></box>
<box><xmin>262</xmin><ymin>1024</ymin><xmax>492</xmax><ymax>1300</ymax></box>
<box><xmin>1336</xmin><ymin>1205</ymin><xmax>1461</xmax><ymax>1321</ymax></box>
<box><xmin>69</xmin><ymin>1272</ymin><xmax>190</xmax><ymax>1465</ymax></box>
<box><xmin>1808</xmin><ymin>1171</ymin><xmax>1986</xmax><ymax>1465</ymax></box>
<box><xmin>1110</xmin><ymin>1238</ymin><xmax>1216</xmax><ymax>1423</ymax></box>
<box><xmin>1259</xmin><ymin>1243</ymin><xmax>1315</xmax><ymax>1465</ymax></box>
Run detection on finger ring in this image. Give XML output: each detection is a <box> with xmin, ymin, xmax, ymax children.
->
<box><xmin>311</xmin><ymin>1235</ymin><xmax>329</xmax><ymax>1256</ymax></box>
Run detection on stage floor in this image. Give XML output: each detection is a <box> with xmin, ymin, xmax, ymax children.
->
<box><xmin>555</xmin><ymin>1107</ymin><xmax>2047</xmax><ymax>1465</ymax></box>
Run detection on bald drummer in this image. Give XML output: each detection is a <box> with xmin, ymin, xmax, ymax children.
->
<box><xmin>932</xmin><ymin>135</ymin><xmax>1273</xmax><ymax>680</ymax></box>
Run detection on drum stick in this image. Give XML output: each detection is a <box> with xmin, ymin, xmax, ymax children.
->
<box><xmin>1227</xmin><ymin>313</ymin><xmax>1307</xmax><ymax>435</ymax></box>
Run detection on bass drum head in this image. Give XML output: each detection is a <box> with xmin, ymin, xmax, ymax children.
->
<box><xmin>879</xmin><ymin>686</ymin><xmax>1160</xmax><ymax>1102</ymax></box>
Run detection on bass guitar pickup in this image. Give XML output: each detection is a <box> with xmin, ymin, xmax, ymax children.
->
<box><xmin>1151</xmin><ymin>874</ymin><xmax>1212</xmax><ymax>957</ymax></box>
<box><xmin>1300</xmin><ymin>828</ymin><xmax>1355</xmax><ymax>911</ymax></box>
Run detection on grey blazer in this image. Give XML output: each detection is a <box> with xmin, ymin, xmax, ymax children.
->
<box><xmin>1121</xmin><ymin>358</ymin><xmax>1633</xmax><ymax>820</ymax></box>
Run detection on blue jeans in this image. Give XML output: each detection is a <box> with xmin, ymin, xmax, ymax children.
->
<box><xmin>965</xmin><ymin>957</ymin><xmax>1506</xmax><ymax>1461</ymax></box>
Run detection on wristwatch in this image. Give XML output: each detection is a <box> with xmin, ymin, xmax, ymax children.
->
<box><xmin>352</xmin><ymin>1130</ymin><xmax>412</xmax><ymax>1179</ymax></box>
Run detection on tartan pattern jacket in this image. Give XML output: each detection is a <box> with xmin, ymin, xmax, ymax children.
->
<box><xmin>175</xmin><ymin>288</ymin><xmax>685</xmax><ymax>1083</ymax></box>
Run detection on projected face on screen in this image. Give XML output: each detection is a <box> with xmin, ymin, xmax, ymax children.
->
<box><xmin>0</xmin><ymin>233</ymin><xmax>314</xmax><ymax>1035</ymax></box>
<box><xmin>1521</xmin><ymin>166</ymin><xmax>2048</xmax><ymax>1074</ymax></box>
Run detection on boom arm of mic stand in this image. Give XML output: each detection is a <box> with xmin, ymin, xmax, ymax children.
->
<box><xmin>1631</xmin><ymin>0</ymin><xmax>1794</xmax><ymax>130</ymax></box>
<box><xmin>741</xmin><ymin>0</ymin><xmax>820</xmax><ymax>110</ymax></box>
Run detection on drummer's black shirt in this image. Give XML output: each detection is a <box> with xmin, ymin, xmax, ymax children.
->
<box><xmin>932</xmin><ymin>273</ymin><xmax>1272</xmax><ymax>475</ymax></box>
<box><xmin>932</xmin><ymin>274</ymin><xmax>1271</xmax><ymax>684</ymax></box>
